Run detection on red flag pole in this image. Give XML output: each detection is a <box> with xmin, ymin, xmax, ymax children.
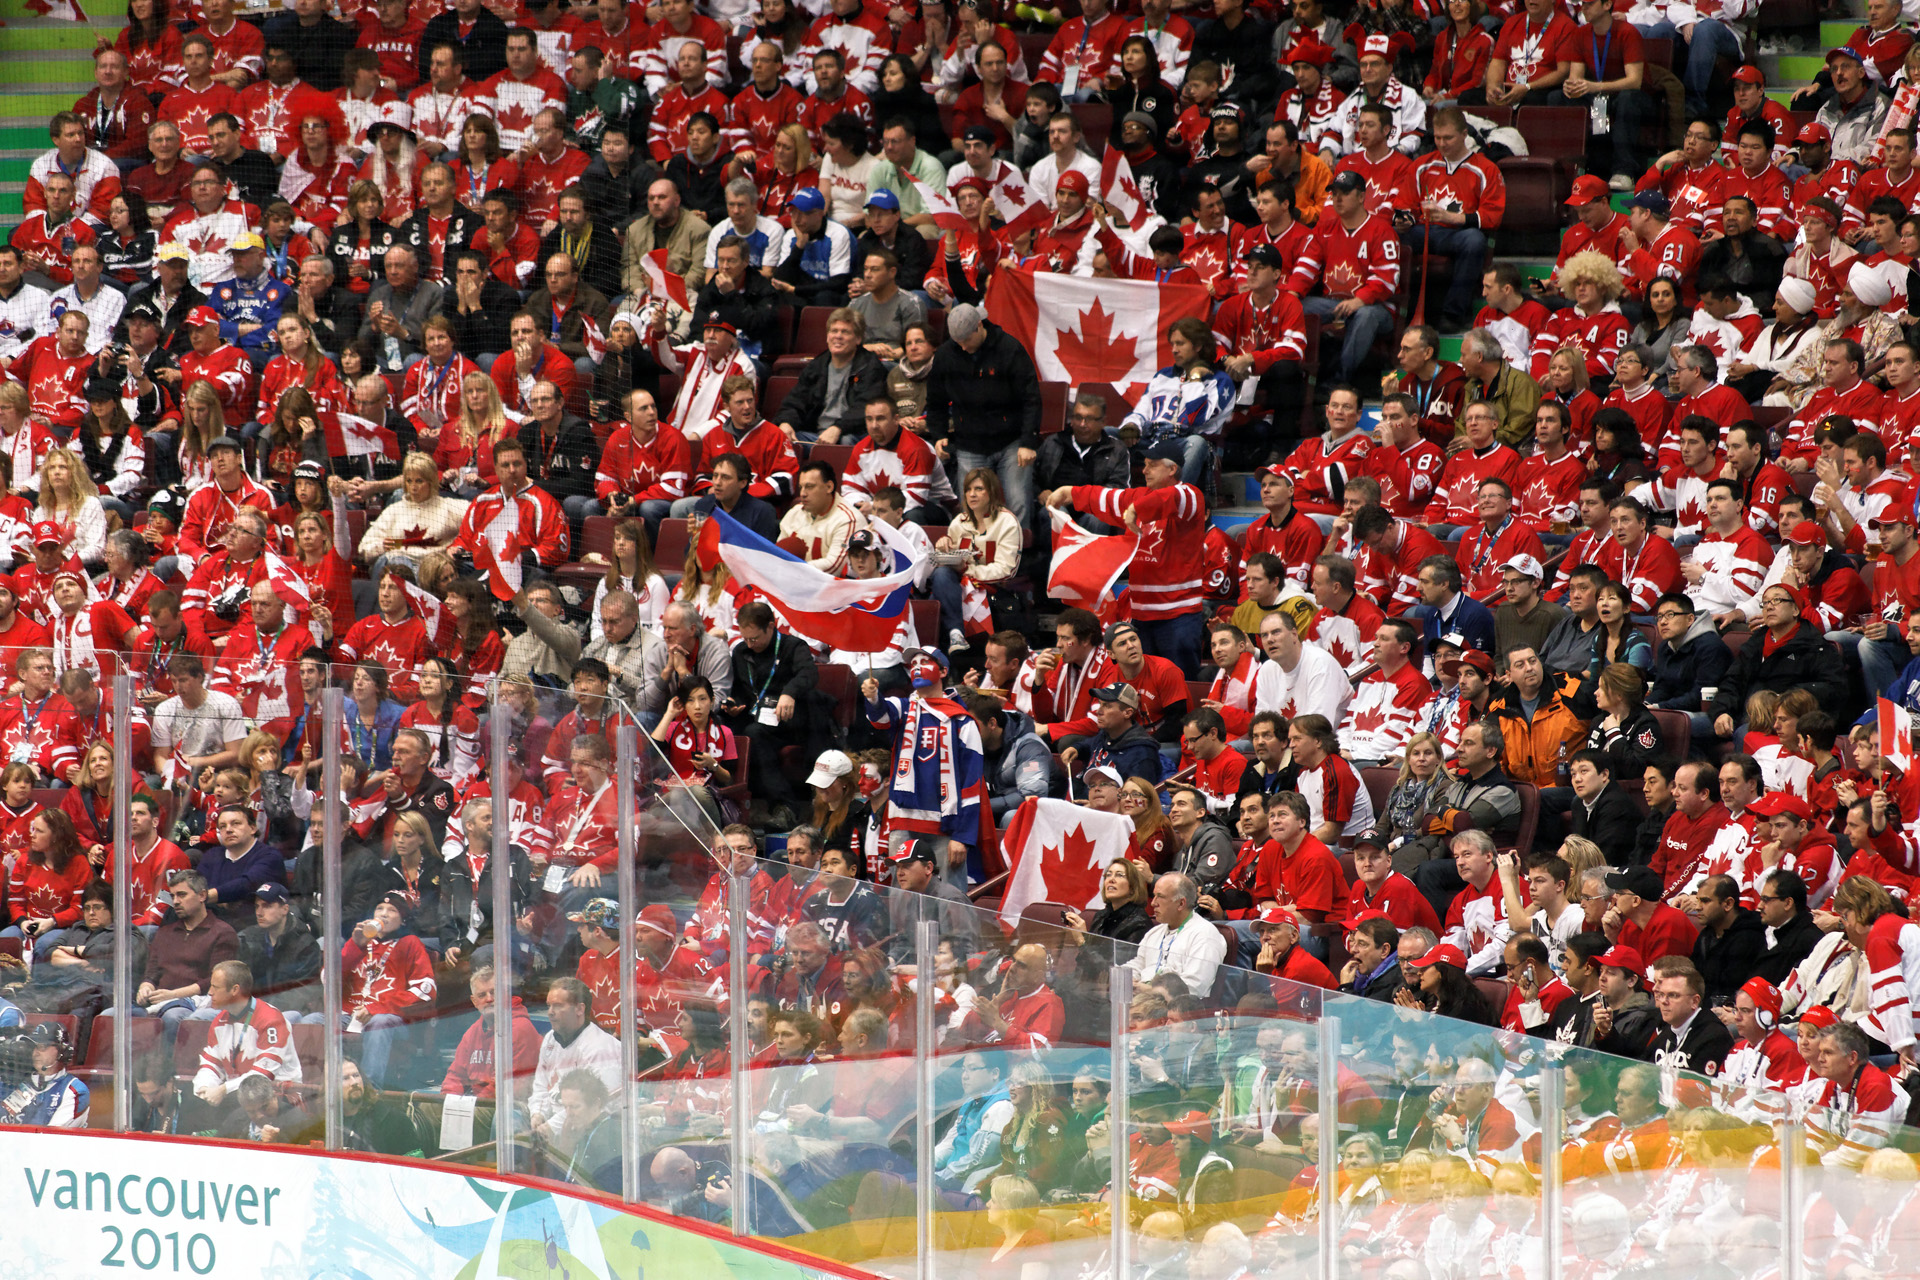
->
<box><xmin>1412</xmin><ymin>211</ymin><xmax>1432</xmax><ymax>328</ymax></box>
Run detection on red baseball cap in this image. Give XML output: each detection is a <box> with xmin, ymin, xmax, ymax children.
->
<box><xmin>1565</xmin><ymin>175</ymin><xmax>1611</xmax><ymax>207</ymax></box>
<box><xmin>31</xmin><ymin>520</ymin><xmax>62</xmax><ymax>547</ymax></box>
<box><xmin>185</xmin><ymin>305</ymin><xmax>222</xmax><ymax>328</ymax></box>
<box><xmin>1595</xmin><ymin>944</ymin><xmax>1646</xmax><ymax>981</ymax></box>
<box><xmin>1731</xmin><ymin>64</ymin><xmax>1764</xmax><ymax>85</ymax></box>
<box><xmin>1409</xmin><ymin>942</ymin><xmax>1468</xmax><ymax>970</ymax></box>
<box><xmin>1798</xmin><ymin>121</ymin><xmax>1832</xmax><ymax>145</ymax></box>
<box><xmin>1797</xmin><ymin>1004</ymin><xmax>1838</xmax><ymax>1029</ymax></box>
<box><xmin>1785</xmin><ymin>521</ymin><xmax>1826</xmax><ymax>547</ymax></box>
<box><xmin>1256</xmin><ymin>905</ymin><xmax>1302</xmax><ymax>928</ymax></box>
<box><xmin>951</xmin><ymin>175</ymin><xmax>991</xmax><ymax>196</ymax></box>
<box><xmin>1751</xmin><ymin>791</ymin><xmax>1814</xmax><ymax>822</ymax></box>
<box><xmin>1344</xmin><ymin>908</ymin><xmax>1393</xmax><ymax>931</ymax></box>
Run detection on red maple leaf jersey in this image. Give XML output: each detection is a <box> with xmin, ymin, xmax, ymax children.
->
<box><xmin>796</xmin><ymin>85</ymin><xmax>873</xmax><ymax>155</ymax></box>
<box><xmin>1845</xmin><ymin>163</ymin><xmax>1920</xmax><ymax>233</ymax></box>
<box><xmin>1347</xmin><ymin>871</ymin><xmax>1441</xmax><ymax>935</ymax></box>
<box><xmin>1719</xmin><ymin>99</ymin><xmax>1797</xmax><ymax>167</ymax></box>
<box><xmin>1211</xmin><ymin>290</ymin><xmax>1307</xmax><ymax>374</ymax></box>
<box><xmin>159</xmin><ymin>81</ymin><xmax>239</xmax><ymax>155</ymax></box>
<box><xmin>546</xmin><ymin>779</ymin><xmax>623</xmax><ymax>871</ymax></box>
<box><xmin>1601</xmin><ymin>381</ymin><xmax>1672</xmax><ymax>459</ymax></box>
<box><xmin>1231</xmin><ymin>218</ymin><xmax>1315</xmax><ymax>285</ymax></box>
<box><xmin>636</xmin><ymin>14</ymin><xmax>730</xmax><ymax>96</ymax></box>
<box><xmin>1456</xmin><ymin>517</ymin><xmax>1549</xmax><ymax>601</ymax></box>
<box><xmin>1285</xmin><ymin>211</ymin><xmax>1401</xmax><ymax>307</ymax></box>
<box><xmin>1515</xmin><ymin>448</ymin><xmax>1587</xmax><ymax>532</ymax></box>
<box><xmin>1424</xmin><ymin>442</ymin><xmax>1523</xmax><ymax>527</ymax></box>
<box><xmin>1621</xmin><ymin>223</ymin><xmax>1701</xmax><ymax>306</ymax></box>
<box><xmin>1332</xmin><ymin>148</ymin><xmax>1417</xmax><ymax>219</ymax></box>
<box><xmin>1655</xmin><ymin>382</ymin><xmax>1749</xmax><ymax>470</ymax></box>
<box><xmin>1412</xmin><ymin>150</ymin><xmax>1506</xmax><ymax>231</ymax></box>
<box><xmin>1719</xmin><ymin>161</ymin><xmax>1794</xmax><ymax>239</ymax></box>
<box><xmin>516</xmin><ymin>145</ymin><xmax>591</xmax><ymax>226</ymax></box>
<box><xmin>595</xmin><ymin>423</ymin><xmax>691</xmax><ymax>505</ymax></box>
<box><xmin>256</xmin><ymin>354</ymin><xmax>347</xmax><ymax>435</ymax></box>
<box><xmin>728</xmin><ymin>80</ymin><xmax>806</xmax><ymax>170</ymax></box>
<box><xmin>345</xmin><ymin>932</ymin><xmax>436</xmax><ymax>1018</ymax></box>
<box><xmin>1306</xmin><ymin>591</ymin><xmax>1386</xmax><ymax>671</ymax></box>
<box><xmin>211</xmin><ymin>617</ymin><xmax>315</xmax><ymax>742</ymax></box>
<box><xmin>1783</xmin><ymin>378</ymin><xmax>1887</xmax><ymax>466</ymax></box>
<box><xmin>1340</xmin><ymin>663</ymin><xmax>1432</xmax><ymax>762</ymax></box>
<box><xmin>46</xmin><ymin>600</ymin><xmax>136</xmax><ymax>687</ymax></box>
<box><xmin>407</xmin><ymin>81</ymin><xmax>490</xmax><ymax>157</ymax></box>
<box><xmin>1281</xmin><ymin>428</ymin><xmax>1374</xmax><ymax>515</ymax></box>
<box><xmin>647</xmin><ymin>80</ymin><xmax>735</xmax><ymax>165</ymax></box>
<box><xmin>336</xmin><ymin>614</ymin><xmax>434</xmax><ymax>700</ymax></box>
<box><xmin>1549</xmin><ymin>211</ymin><xmax>1630</xmax><ymax>288</ymax></box>
<box><xmin>1593</xmin><ymin>533</ymin><xmax>1685</xmax><ymax>613</ymax></box>
<box><xmin>482</xmin><ymin>66</ymin><xmax>569</xmax><ymax>153</ymax></box>
<box><xmin>1240</xmin><ymin>506</ymin><xmax>1325</xmax><ymax>590</ymax></box>
<box><xmin>1637</xmin><ymin>158</ymin><xmax>1726</xmax><ymax>238</ymax></box>
<box><xmin>1529</xmin><ymin>303</ymin><xmax>1629</xmax><ymax>382</ymax></box>
<box><xmin>456</xmin><ymin>483</ymin><xmax>570</xmax><ymax>568</ymax></box>
<box><xmin>1737</xmin><ymin>461</ymin><xmax>1795</xmax><ymax>540</ymax></box>
<box><xmin>178</xmin><ymin>474</ymin><xmax>274</xmax><ymax>563</ymax></box>
<box><xmin>177</xmin><ymin>342</ymin><xmax>255</xmax><ymax>428</ymax></box>
<box><xmin>4</xmin><ymin>335</ymin><xmax>92</xmax><ymax>430</ymax></box>
<box><xmin>693</xmin><ymin>419</ymin><xmax>799</xmax><ymax>501</ymax></box>
<box><xmin>197</xmin><ymin>15</ymin><xmax>265</xmax><ymax>83</ymax></box>
<box><xmin>233</xmin><ymin>79</ymin><xmax>310</xmax><ymax>155</ymax></box>
<box><xmin>1371</xmin><ymin>437</ymin><xmax>1447</xmax><ymax>518</ymax></box>
<box><xmin>1069</xmin><ymin>482</ymin><xmax>1208</xmax><ymax>620</ymax></box>
<box><xmin>358</xmin><ymin>14</ymin><xmax>427</xmax><ymax>92</ymax></box>
<box><xmin>1793</xmin><ymin>159</ymin><xmax>1861</xmax><ymax>229</ymax></box>
<box><xmin>844</xmin><ymin>430</ymin><xmax>941</xmax><ymax>511</ymax></box>
<box><xmin>446</xmin><ymin>773</ymin><xmax>551</xmax><ymax>862</ymax></box>
<box><xmin>9</xmin><ymin>213</ymin><xmax>95</xmax><ymax>287</ymax></box>
<box><xmin>1880</xmin><ymin>383</ymin><xmax>1920</xmax><ymax>467</ymax></box>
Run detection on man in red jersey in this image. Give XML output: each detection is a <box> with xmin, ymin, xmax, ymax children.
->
<box><xmin>1618</xmin><ymin>190</ymin><xmax>1699</xmax><ymax>307</ymax></box>
<box><xmin>1240</xmin><ymin>467</ymin><xmax>1324</xmax><ymax>589</ymax></box>
<box><xmin>1534</xmin><ymin>175</ymin><xmax>1629</xmax><ymax>302</ymax></box>
<box><xmin>175</xmin><ymin>306</ymin><xmax>254</xmax><ymax>430</ymax></box>
<box><xmin>1845</xmin><ymin>127</ymin><xmax>1920</xmax><ymax>241</ymax></box>
<box><xmin>1717</xmin><ymin>421</ymin><xmax>1793</xmax><ymax>544</ymax></box>
<box><xmin>1423</xmin><ymin>400</ymin><xmax>1522</xmax><ymax>534</ymax></box>
<box><xmin>1516</xmin><ymin>404</ymin><xmax>1586</xmax><ymax>534</ymax></box>
<box><xmin>1331</xmin><ymin>103</ymin><xmax>1416</xmax><ymax>219</ymax></box>
<box><xmin>1407</xmin><ymin>107</ymin><xmax>1505</xmax><ymax>328</ymax></box>
<box><xmin>1485</xmin><ymin>0</ymin><xmax>1574</xmax><ymax>108</ymax></box>
<box><xmin>1344</xmin><ymin>848</ymin><xmax>1440</xmax><ymax>935</ymax></box>
<box><xmin>1721</xmin><ymin>64</ymin><xmax>1794</xmax><ymax>166</ymax></box>
<box><xmin>1369</xmin><ymin>394</ymin><xmax>1446</xmax><ymax>518</ymax></box>
<box><xmin>1649</xmin><ymin>762</ymin><xmax>1731</xmax><ymax>899</ymax></box>
<box><xmin>1782</xmin><ymin>339</ymin><xmax>1887</xmax><ymax>470</ymax></box>
<box><xmin>1638</xmin><ymin>117</ymin><xmax>1726</xmax><ymax>238</ymax></box>
<box><xmin>1602</xmin><ymin>864</ymin><xmax>1698</xmax><ymax>965</ymax></box>
<box><xmin>1683</xmin><ymin>477</ymin><xmax>1772</xmax><ymax>622</ymax></box>
<box><xmin>211</xmin><ymin>580</ymin><xmax>315</xmax><ymax>743</ymax></box>
<box><xmin>483</xmin><ymin>28</ymin><xmax>568</xmax><ymax>154</ymax></box>
<box><xmin>1633</xmin><ymin>417</ymin><xmax>1724</xmax><ymax>541</ymax></box>
<box><xmin>1215</xmin><ymin>243</ymin><xmax>1307</xmax><ymax>433</ymax></box>
<box><xmin>1719</xmin><ymin>119</ymin><xmax>1794</xmax><ymax>241</ymax></box>
<box><xmin>358</xmin><ymin>0</ymin><xmax>426</xmax><ymax>94</ymax></box>
<box><xmin>2</xmin><ymin>310</ymin><xmax>92</xmax><ymax>432</ymax></box>
<box><xmin>1046</xmin><ymin>441</ymin><xmax>1209</xmax><ymax>669</ymax></box>
<box><xmin>1354</xmin><ymin>502</ymin><xmax>1448</xmax><ymax>614</ymax></box>
<box><xmin>1455</xmin><ymin>479</ymin><xmax>1547</xmax><ymax>602</ymax></box>
<box><xmin>327</xmin><ymin>569</ymin><xmax>433</xmax><ymax>702</ymax></box>
<box><xmin>1791</xmin><ymin>122</ymin><xmax>1859</xmax><ymax>229</ymax></box>
<box><xmin>1339</xmin><ymin>618</ymin><xmax>1431</xmax><ymax>767</ymax></box>
<box><xmin>729</xmin><ymin>42</ymin><xmax>805</xmax><ymax>173</ymax></box>
<box><xmin>177</xmin><ymin>434</ymin><xmax>273</xmax><ymax>564</ymax></box>
<box><xmin>455</xmin><ymin>436</ymin><xmax>570</xmax><ymax>573</ymax></box>
<box><xmin>1596</xmin><ymin>496</ymin><xmax>1683</xmax><ymax>614</ymax></box>
<box><xmin>1285</xmin><ymin>169</ymin><xmax>1399</xmax><ymax>387</ymax></box>
<box><xmin>1860</xmin><ymin>509</ymin><xmax>1920</xmax><ymax>698</ymax></box>
<box><xmin>1280</xmin><ymin>384</ymin><xmax>1373</xmax><ymax>518</ymax></box>
<box><xmin>1658</xmin><ymin>345</ymin><xmax>1750</xmax><ymax>470</ymax></box>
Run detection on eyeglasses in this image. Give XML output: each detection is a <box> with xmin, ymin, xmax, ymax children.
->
<box><xmin>1756</xmin><ymin>893</ymin><xmax>1787</xmax><ymax>903</ymax></box>
<box><xmin>1654</xmin><ymin>610</ymin><xmax>1688</xmax><ymax>620</ymax></box>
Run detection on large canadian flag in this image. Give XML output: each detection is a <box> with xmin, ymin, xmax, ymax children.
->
<box><xmin>999</xmin><ymin>797</ymin><xmax>1137</xmax><ymax>930</ymax></box>
<box><xmin>984</xmin><ymin>270</ymin><xmax>1211</xmax><ymax>403</ymax></box>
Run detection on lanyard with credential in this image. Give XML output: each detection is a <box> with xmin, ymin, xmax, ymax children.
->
<box><xmin>1588</xmin><ymin>28</ymin><xmax>1613</xmax><ymax>84</ymax></box>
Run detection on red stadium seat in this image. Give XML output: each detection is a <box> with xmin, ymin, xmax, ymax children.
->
<box><xmin>655</xmin><ymin>517</ymin><xmax>692</xmax><ymax>571</ymax></box>
<box><xmin>910</xmin><ymin>597</ymin><xmax>940</xmax><ymax>645</ymax></box>
<box><xmin>1039</xmin><ymin>381</ymin><xmax>1070</xmax><ymax>435</ymax></box>
<box><xmin>1078</xmin><ymin>102</ymin><xmax>1113</xmax><ymax>156</ymax></box>
<box><xmin>817</xmin><ymin>663</ymin><xmax>859</xmax><ymax>727</ymax></box>
<box><xmin>810</xmin><ymin>443</ymin><xmax>854</xmax><ymax>477</ymax></box>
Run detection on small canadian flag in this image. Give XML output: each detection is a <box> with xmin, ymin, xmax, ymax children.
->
<box><xmin>999</xmin><ymin>798</ymin><xmax>1136</xmax><ymax>929</ymax></box>
<box><xmin>1882</xmin><ymin>697</ymin><xmax>1914</xmax><ymax>774</ymax></box>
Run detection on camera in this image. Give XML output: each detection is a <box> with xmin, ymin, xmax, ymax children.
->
<box><xmin>210</xmin><ymin>583</ymin><xmax>249</xmax><ymax>623</ymax></box>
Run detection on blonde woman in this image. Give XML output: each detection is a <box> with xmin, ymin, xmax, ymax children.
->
<box><xmin>931</xmin><ymin>467</ymin><xmax>1022</xmax><ymax>651</ymax></box>
<box><xmin>1062</xmin><ymin>856</ymin><xmax>1153</xmax><ymax>945</ymax></box>
<box><xmin>360</xmin><ymin>452</ymin><xmax>469</xmax><ymax>577</ymax></box>
<box><xmin>175</xmin><ymin>380</ymin><xmax>226</xmax><ymax>489</ymax></box>
<box><xmin>1543</xmin><ymin>347</ymin><xmax>1599</xmax><ymax>444</ymax></box>
<box><xmin>1534</xmin><ymin>249</ymin><xmax>1629</xmax><ymax>383</ymax></box>
<box><xmin>436</xmin><ymin>370</ymin><xmax>518</xmax><ymax>496</ymax></box>
<box><xmin>678</xmin><ymin>537</ymin><xmax>737</xmax><ymax>643</ymax></box>
<box><xmin>758</xmin><ymin>122</ymin><xmax>820</xmax><ymax>222</ymax></box>
<box><xmin>34</xmin><ymin>446</ymin><xmax>107</xmax><ymax>567</ymax></box>
<box><xmin>1121</xmin><ymin>776</ymin><xmax>1170</xmax><ymax>871</ymax></box>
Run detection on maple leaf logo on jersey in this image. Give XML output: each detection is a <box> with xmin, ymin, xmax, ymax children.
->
<box><xmin>1349</xmin><ymin>699</ymin><xmax>1389</xmax><ymax>737</ymax></box>
<box><xmin>1325</xmin><ymin>258</ymin><xmax>1364</xmax><ymax>297</ymax></box>
<box><xmin>1055</xmin><ymin>298</ymin><xmax>1142</xmax><ymax>386</ymax></box>
<box><xmin>182</xmin><ymin>226</ymin><xmax>230</xmax><ymax>257</ymax></box>
<box><xmin>1134</xmin><ymin>521</ymin><xmax>1166</xmax><ymax>564</ymax></box>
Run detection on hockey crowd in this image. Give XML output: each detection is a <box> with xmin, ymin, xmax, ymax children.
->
<box><xmin>13</xmin><ymin>0</ymin><xmax>1920</xmax><ymax>1272</ymax></box>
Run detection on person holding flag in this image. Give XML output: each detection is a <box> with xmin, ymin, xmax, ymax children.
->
<box><xmin>1044</xmin><ymin>441</ymin><xmax>1209</xmax><ymax>672</ymax></box>
<box><xmin>863</xmin><ymin>648</ymin><xmax>993</xmax><ymax>880</ymax></box>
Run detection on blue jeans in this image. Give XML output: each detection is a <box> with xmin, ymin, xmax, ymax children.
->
<box><xmin>955</xmin><ymin>442</ymin><xmax>1033</xmax><ymax>532</ymax></box>
<box><xmin>1851</xmin><ymin>632</ymin><xmax>1907</xmax><ymax>702</ymax></box>
<box><xmin>1134</xmin><ymin>611</ymin><xmax>1206</xmax><ymax>672</ymax></box>
<box><xmin>1634</xmin><ymin>18</ymin><xmax>1740</xmax><ymax>115</ymax></box>
<box><xmin>1300</xmin><ymin>297</ymin><xmax>1392</xmax><ymax>385</ymax></box>
<box><xmin>929</xmin><ymin>564</ymin><xmax>968</xmax><ymax>643</ymax></box>
<box><xmin>1401</xmin><ymin>225</ymin><xmax>1488</xmax><ymax>324</ymax></box>
<box><xmin>344</xmin><ymin>1012</ymin><xmax>409</xmax><ymax>1089</ymax></box>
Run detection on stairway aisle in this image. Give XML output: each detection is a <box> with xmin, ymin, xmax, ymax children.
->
<box><xmin>0</xmin><ymin>5</ymin><xmax>126</xmax><ymax>237</ymax></box>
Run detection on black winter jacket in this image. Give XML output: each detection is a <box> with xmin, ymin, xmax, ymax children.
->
<box><xmin>776</xmin><ymin>348</ymin><xmax>888</xmax><ymax>438</ymax></box>
<box><xmin>1709</xmin><ymin>620</ymin><xmax>1847</xmax><ymax>721</ymax></box>
<box><xmin>924</xmin><ymin>321</ymin><xmax>1041</xmax><ymax>454</ymax></box>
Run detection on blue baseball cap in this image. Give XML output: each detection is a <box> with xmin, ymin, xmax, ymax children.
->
<box><xmin>790</xmin><ymin>187</ymin><xmax>826</xmax><ymax>213</ymax></box>
<box><xmin>865</xmin><ymin>189</ymin><xmax>901</xmax><ymax>211</ymax></box>
<box><xmin>1623</xmin><ymin>189</ymin><xmax>1670</xmax><ymax>217</ymax></box>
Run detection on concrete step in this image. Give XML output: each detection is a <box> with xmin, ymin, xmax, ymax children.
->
<box><xmin>1820</xmin><ymin>19</ymin><xmax>1861</xmax><ymax>44</ymax></box>
<box><xmin>1769</xmin><ymin>54</ymin><xmax>1829</xmax><ymax>82</ymax></box>
<box><xmin>7</xmin><ymin>60</ymin><xmax>95</xmax><ymax>84</ymax></box>
<box><xmin>1</xmin><ymin>91</ymin><xmax>93</xmax><ymax>116</ymax></box>
<box><xmin>0</xmin><ymin>23</ymin><xmax>119</xmax><ymax>50</ymax></box>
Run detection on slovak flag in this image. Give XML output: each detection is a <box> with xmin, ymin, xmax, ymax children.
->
<box><xmin>1883</xmin><ymin>697</ymin><xmax>1915</xmax><ymax>773</ymax></box>
<box><xmin>472</xmin><ymin>499</ymin><xmax>523</xmax><ymax>601</ymax></box>
<box><xmin>998</xmin><ymin>798</ymin><xmax>1136</xmax><ymax>929</ymax></box>
<box><xmin>696</xmin><ymin>507</ymin><xmax>924</xmax><ymax>652</ymax></box>
<box><xmin>637</xmin><ymin>249</ymin><xmax>690</xmax><ymax>313</ymax></box>
<box><xmin>324</xmin><ymin>409</ymin><xmax>399</xmax><ymax>459</ymax></box>
<box><xmin>581</xmin><ymin>314</ymin><xmax>607</xmax><ymax>366</ymax></box>
<box><xmin>404</xmin><ymin>578</ymin><xmax>452</xmax><ymax>646</ymax></box>
<box><xmin>984</xmin><ymin>269</ymin><xmax>1212</xmax><ymax>403</ymax></box>
<box><xmin>263</xmin><ymin>551</ymin><xmax>313</xmax><ymax>618</ymax></box>
<box><xmin>1048</xmin><ymin>507</ymin><xmax>1137</xmax><ymax>619</ymax></box>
